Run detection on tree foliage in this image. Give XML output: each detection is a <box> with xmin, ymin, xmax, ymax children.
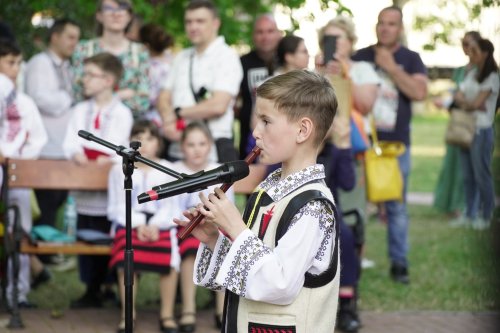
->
<box><xmin>412</xmin><ymin>0</ymin><xmax>500</xmax><ymax>51</ymax></box>
<box><xmin>0</xmin><ymin>0</ymin><xmax>348</xmax><ymax>58</ymax></box>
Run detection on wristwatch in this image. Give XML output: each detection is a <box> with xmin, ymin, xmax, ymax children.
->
<box><xmin>174</xmin><ymin>107</ymin><xmax>182</xmax><ymax>119</ymax></box>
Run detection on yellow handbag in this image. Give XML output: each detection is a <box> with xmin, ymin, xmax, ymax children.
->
<box><xmin>365</xmin><ymin>119</ymin><xmax>406</xmax><ymax>203</ymax></box>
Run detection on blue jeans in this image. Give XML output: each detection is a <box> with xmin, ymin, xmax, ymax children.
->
<box><xmin>460</xmin><ymin>127</ymin><xmax>495</xmax><ymax>220</ymax></box>
<box><xmin>385</xmin><ymin>148</ymin><xmax>410</xmax><ymax>268</ymax></box>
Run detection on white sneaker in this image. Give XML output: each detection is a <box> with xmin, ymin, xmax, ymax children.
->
<box><xmin>361</xmin><ymin>258</ymin><xmax>376</xmax><ymax>269</ymax></box>
<box><xmin>471</xmin><ymin>218</ymin><xmax>490</xmax><ymax>230</ymax></box>
<box><xmin>449</xmin><ymin>215</ymin><xmax>471</xmax><ymax>228</ymax></box>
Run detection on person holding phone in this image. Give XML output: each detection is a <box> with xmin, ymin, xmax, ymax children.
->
<box><xmin>316</xmin><ymin>16</ymin><xmax>379</xmax><ymax>115</ymax></box>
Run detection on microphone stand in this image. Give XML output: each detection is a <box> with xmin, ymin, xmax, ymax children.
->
<box><xmin>77</xmin><ymin>130</ymin><xmax>183</xmax><ymax>333</ymax></box>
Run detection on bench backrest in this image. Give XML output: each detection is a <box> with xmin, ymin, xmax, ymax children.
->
<box><xmin>6</xmin><ymin>159</ymin><xmax>111</xmax><ymax>191</ymax></box>
<box><xmin>4</xmin><ymin>159</ymin><xmax>267</xmax><ymax>194</ymax></box>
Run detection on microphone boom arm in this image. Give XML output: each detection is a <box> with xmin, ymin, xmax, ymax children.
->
<box><xmin>78</xmin><ymin>130</ymin><xmax>183</xmax><ymax>180</ymax></box>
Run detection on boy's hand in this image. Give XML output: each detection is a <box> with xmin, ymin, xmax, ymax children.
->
<box><xmin>174</xmin><ymin>208</ymin><xmax>219</xmax><ymax>250</ymax></box>
<box><xmin>198</xmin><ymin>188</ymin><xmax>246</xmax><ymax>241</ymax></box>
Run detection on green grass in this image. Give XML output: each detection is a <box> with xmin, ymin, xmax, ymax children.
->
<box><xmin>409</xmin><ymin>113</ymin><xmax>448</xmax><ymax>193</ymax></box>
<box><xmin>359</xmin><ymin>205</ymin><xmax>500</xmax><ymax>311</ymax></box>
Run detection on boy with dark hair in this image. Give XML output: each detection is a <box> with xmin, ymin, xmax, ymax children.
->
<box><xmin>175</xmin><ymin>69</ymin><xmax>340</xmax><ymax>332</ymax></box>
<box><xmin>63</xmin><ymin>52</ymin><xmax>133</xmax><ymax>308</ymax></box>
<box><xmin>0</xmin><ymin>38</ymin><xmax>48</xmax><ymax>308</ymax></box>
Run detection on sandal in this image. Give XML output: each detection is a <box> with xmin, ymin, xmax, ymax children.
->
<box><xmin>117</xmin><ymin>318</ymin><xmax>135</xmax><ymax>333</ymax></box>
<box><xmin>159</xmin><ymin>317</ymin><xmax>178</xmax><ymax>333</ymax></box>
<box><xmin>179</xmin><ymin>312</ymin><xmax>196</xmax><ymax>333</ymax></box>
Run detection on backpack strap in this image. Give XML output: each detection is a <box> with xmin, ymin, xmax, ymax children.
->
<box><xmin>275</xmin><ymin>189</ymin><xmax>339</xmax><ymax>288</ymax></box>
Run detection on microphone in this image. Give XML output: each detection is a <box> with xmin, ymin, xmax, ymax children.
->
<box><xmin>137</xmin><ymin>160</ymin><xmax>249</xmax><ymax>203</ymax></box>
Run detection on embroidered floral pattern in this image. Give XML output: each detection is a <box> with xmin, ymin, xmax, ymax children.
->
<box><xmin>259</xmin><ymin>164</ymin><xmax>326</xmax><ymax>202</ymax></box>
<box><xmin>287</xmin><ymin>200</ymin><xmax>335</xmax><ymax>262</ymax></box>
<box><xmin>195</xmin><ymin>236</ymin><xmax>232</xmax><ymax>291</ymax></box>
<box><xmin>195</xmin><ymin>246</ymin><xmax>212</xmax><ymax>283</ymax></box>
<box><xmin>222</xmin><ymin>234</ymin><xmax>271</xmax><ymax>297</ymax></box>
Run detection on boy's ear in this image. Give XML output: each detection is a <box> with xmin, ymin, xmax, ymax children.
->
<box><xmin>296</xmin><ymin>117</ymin><xmax>313</xmax><ymax>144</ymax></box>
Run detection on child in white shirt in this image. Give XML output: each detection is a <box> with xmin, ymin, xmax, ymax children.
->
<box><xmin>63</xmin><ymin>52</ymin><xmax>133</xmax><ymax>308</ymax></box>
<box><xmin>0</xmin><ymin>39</ymin><xmax>47</xmax><ymax>308</ymax></box>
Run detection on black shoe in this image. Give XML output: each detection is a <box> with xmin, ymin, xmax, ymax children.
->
<box><xmin>31</xmin><ymin>267</ymin><xmax>52</xmax><ymax>289</ymax></box>
<box><xmin>7</xmin><ymin>300</ymin><xmax>38</xmax><ymax>313</ymax></box>
<box><xmin>18</xmin><ymin>301</ymin><xmax>37</xmax><ymax>309</ymax></box>
<box><xmin>214</xmin><ymin>314</ymin><xmax>222</xmax><ymax>329</ymax></box>
<box><xmin>159</xmin><ymin>317</ymin><xmax>178</xmax><ymax>333</ymax></box>
<box><xmin>390</xmin><ymin>264</ymin><xmax>410</xmax><ymax>284</ymax></box>
<box><xmin>337</xmin><ymin>297</ymin><xmax>361</xmax><ymax>333</ymax></box>
<box><xmin>70</xmin><ymin>292</ymin><xmax>102</xmax><ymax>308</ymax></box>
<box><xmin>179</xmin><ymin>313</ymin><xmax>196</xmax><ymax>333</ymax></box>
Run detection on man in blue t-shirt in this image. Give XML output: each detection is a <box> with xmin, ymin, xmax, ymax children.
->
<box><xmin>352</xmin><ymin>5</ymin><xmax>427</xmax><ymax>284</ymax></box>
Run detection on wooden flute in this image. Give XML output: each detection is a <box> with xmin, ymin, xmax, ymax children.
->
<box><xmin>177</xmin><ymin>146</ymin><xmax>262</xmax><ymax>240</ymax></box>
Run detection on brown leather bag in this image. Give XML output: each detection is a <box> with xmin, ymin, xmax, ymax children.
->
<box><xmin>445</xmin><ymin>108</ymin><xmax>476</xmax><ymax>148</ymax></box>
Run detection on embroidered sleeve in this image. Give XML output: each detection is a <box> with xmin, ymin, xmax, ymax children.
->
<box><xmin>288</xmin><ymin>200</ymin><xmax>335</xmax><ymax>262</ymax></box>
<box><xmin>215</xmin><ymin>200</ymin><xmax>335</xmax><ymax>305</ymax></box>
<box><xmin>193</xmin><ymin>233</ymin><xmax>232</xmax><ymax>291</ymax></box>
<box><xmin>216</xmin><ymin>229</ymin><xmax>272</xmax><ymax>297</ymax></box>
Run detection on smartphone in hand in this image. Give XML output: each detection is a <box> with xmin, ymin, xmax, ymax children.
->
<box><xmin>323</xmin><ymin>35</ymin><xmax>337</xmax><ymax>65</ymax></box>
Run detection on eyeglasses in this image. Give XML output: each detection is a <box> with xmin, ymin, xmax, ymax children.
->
<box><xmin>101</xmin><ymin>4</ymin><xmax>129</xmax><ymax>14</ymax></box>
<box><xmin>82</xmin><ymin>71</ymin><xmax>106</xmax><ymax>79</ymax></box>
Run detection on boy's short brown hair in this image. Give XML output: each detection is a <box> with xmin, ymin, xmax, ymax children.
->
<box><xmin>256</xmin><ymin>70</ymin><xmax>338</xmax><ymax>146</ymax></box>
<box><xmin>83</xmin><ymin>52</ymin><xmax>123</xmax><ymax>85</ymax></box>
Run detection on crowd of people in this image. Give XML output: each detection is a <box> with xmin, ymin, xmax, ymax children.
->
<box><xmin>0</xmin><ymin>0</ymin><xmax>498</xmax><ymax>332</ymax></box>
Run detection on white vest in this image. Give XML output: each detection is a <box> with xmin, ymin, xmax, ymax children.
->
<box><xmin>227</xmin><ymin>181</ymin><xmax>340</xmax><ymax>333</ymax></box>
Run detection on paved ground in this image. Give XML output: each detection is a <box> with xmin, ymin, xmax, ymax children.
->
<box><xmin>1</xmin><ymin>308</ymin><xmax>498</xmax><ymax>333</ymax></box>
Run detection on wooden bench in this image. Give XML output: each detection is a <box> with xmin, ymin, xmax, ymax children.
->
<box><xmin>3</xmin><ymin>159</ymin><xmax>113</xmax><ymax>255</ymax></box>
<box><xmin>2</xmin><ymin>158</ymin><xmax>267</xmax><ymax>256</ymax></box>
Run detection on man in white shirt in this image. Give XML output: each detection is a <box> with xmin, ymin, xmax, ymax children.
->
<box><xmin>24</xmin><ymin>18</ymin><xmax>80</xmax><ymax>246</ymax></box>
<box><xmin>159</xmin><ymin>0</ymin><xmax>243</xmax><ymax>163</ymax></box>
